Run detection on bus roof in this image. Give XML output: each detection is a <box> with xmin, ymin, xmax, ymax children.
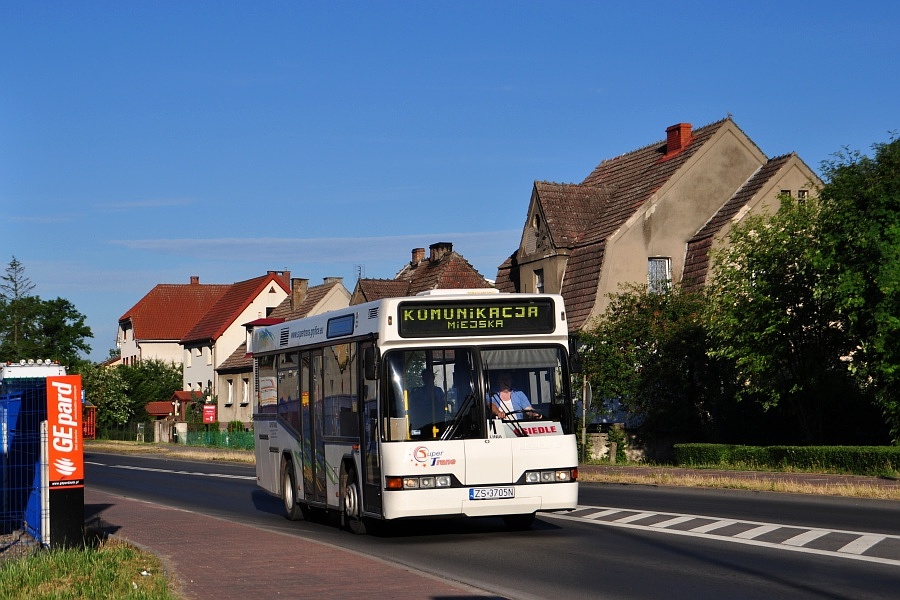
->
<box><xmin>251</xmin><ymin>292</ymin><xmax>569</xmax><ymax>355</ymax></box>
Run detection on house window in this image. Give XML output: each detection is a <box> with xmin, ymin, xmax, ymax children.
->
<box><xmin>797</xmin><ymin>189</ymin><xmax>809</xmax><ymax>202</ymax></box>
<box><xmin>534</xmin><ymin>269</ymin><xmax>545</xmax><ymax>294</ymax></box>
<box><xmin>206</xmin><ymin>346</ymin><xmax>212</xmax><ymax>366</ymax></box>
<box><xmin>780</xmin><ymin>189</ymin><xmax>792</xmax><ymax>198</ymax></box>
<box><xmin>226</xmin><ymin>379</ymin><xmax>234</xmax><ymax>406</ymax></box>
<box><xmin>648</xmin><ymin>258</ymin><xmax>671</xmax><ymax>294</ymax></box>
<box><xmin>241</xmin><ymin>378</ymin><xmax>250</xmax><ymax>406</ymax></box>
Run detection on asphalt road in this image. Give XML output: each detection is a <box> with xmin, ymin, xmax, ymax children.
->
<box><xmin>85</xmin><ymin>451</ymin><xmax>900</xmax><ymax>600</ymax></box>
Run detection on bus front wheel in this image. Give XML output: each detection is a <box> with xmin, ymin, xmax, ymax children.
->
<box><xmin>342</xmin><ymin>468</ymin><xmax>367</xmax><ymax>535</ymax></box>
<box><xmin>281</xmin><ymin>461</ymin><xmax>304</xmax><ymax>521</ymax></box>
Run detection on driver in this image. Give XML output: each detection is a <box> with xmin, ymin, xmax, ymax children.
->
<box><xmin>490</xmin><ymin>371</ymin><xmax>542</xmax><ymax>420</ymax></box>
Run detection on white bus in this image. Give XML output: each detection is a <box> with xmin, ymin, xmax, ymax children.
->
<box><xmin>252</xmin><ymin>289</ymin><xmax>578</xmax><ymax>534</ymax></box>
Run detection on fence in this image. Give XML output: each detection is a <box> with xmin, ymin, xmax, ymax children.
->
<box><xmin>95</xmin><ymin>420</ymin><xmax>252</xmax><ymax>450</ymax></box>
<box><xmin>185</xmin><ymin>428</ymin><xmax>254</xmax><ymax>450</ymax></box>
<box><xmin>96</xmin><ymin>421</ymin><xmax>157</xmax><ymax>443</ymax></box>
<box><xmin>1</xmin><ymin>378</ymin><xmax>48</xmax><ymax>556</ymax></box>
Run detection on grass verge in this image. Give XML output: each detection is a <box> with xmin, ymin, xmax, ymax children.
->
<box><xmin>0</xmin><ymin>538</ymin><xmax>177</xmax><ymax>600</ymax></box>
<box><xmin>578</xmin><ymin>469</ymin><xmax>900</xmax><ymax>501</ymax></box>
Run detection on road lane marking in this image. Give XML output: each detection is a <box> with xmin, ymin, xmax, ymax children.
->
<box><xmin>650</xmin><ymin>515</ymin><xmax>694</xmax><ymax>528</ymax></box>
<box><xmin>734</xmin><ymin>524</ymin><xmax>780</xmax><ymax>539</ymax></box>
<box><xmin>543</xmin><ymin>505</ymin><xmax>900</xmax><ymax>567</ymax></box>
<box><xmin>614</xmin><ymin>512</ymin><xmax>657</xmax><ymax>524</ymax></box>
<box><xmin>782</xmin><ymin>529</ymin><xmax>830</xmax><ymax>546</ymax></box>
<box><xmin>839</xmin><ymin>535</ymin><xmax>886</xmax><ymax>555</ymax></box>
<box><xmin>86</xmin><ymin>461</ymin><xmax>256</xmax><ymax>480</ymax></box>
<box><xmin>690</xmin><ymin>519</ymin><xmax>738</xmax><ymax>534</ymax></box>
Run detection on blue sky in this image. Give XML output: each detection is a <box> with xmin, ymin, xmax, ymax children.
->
<box><xmin>2</xmin><ymin>1</ymin><xmax>898</xmax><ymax>362</ymax></box>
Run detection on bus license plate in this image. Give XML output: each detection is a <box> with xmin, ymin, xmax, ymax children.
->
<box><xmin>469</xmin><ymin>487</ymin><xmax>515</xmax><ymax>500</ymax></box>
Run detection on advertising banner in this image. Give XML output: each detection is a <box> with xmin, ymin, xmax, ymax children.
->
<box><xmin>46</xmin><ymin>375</ymin><xmax>84</xmax><ymax>488</ymax></box>
<box><xmin>203</xmin><ymin>403</ymin><xmax>217</xmax><ymax>423</ymax></box>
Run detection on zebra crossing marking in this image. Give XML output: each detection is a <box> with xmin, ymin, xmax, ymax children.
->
<box><xmin>544</xmin><ymin>505</ymin><xmax>900</xmax><ymax>567</ymax></box>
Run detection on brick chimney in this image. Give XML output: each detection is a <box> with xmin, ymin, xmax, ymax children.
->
<box><xmin>190</xmin><ymin>276</ymin><xmax>200</xmax><ymax>285</ymax></box>
<box><xmin>666</xmin><ymin>123</ymin><xmax>692</xmax><ymax>155</ymax></box>
<box><xmin>429</xmin><ymin>242</ymin><xmax>453</xmax><ymax>262</ymax></box>
<box><xmin>411</xmin><ymin>248</ymin><xmax>425</xmax><ymax>264</ymax></box>
<box><xmin>323</xmin><ymin>277</ymin><xmax>343</xmax><ymax>286</ymax></box>
<box><xmin>268</xmin><ymin>270</ymin><xmax>291</xmax><ymax>287</ymax></box>
<box><xmin>291</xmin><ymin>278</ymin><xmax>308</xmax><ymax>311</ymax></box>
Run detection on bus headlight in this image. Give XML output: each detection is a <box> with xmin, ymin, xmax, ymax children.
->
<box><xmin>391</xmin><ymin>475</ymin><xmax>455</xmax><ymax>489</ymax></box>
<box><xmin>524</xmin><ymin>469</ymin><xmax>576</xmax><ymax>483</ymax></box>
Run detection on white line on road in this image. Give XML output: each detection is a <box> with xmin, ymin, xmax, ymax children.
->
<box><xmin>543</xmin><ymin>506</ymin><xmax>900</xmax><ymax>568</ymax></box>
<box><xmin>86</xmin><ymin>461</ymin><xmax>256</xmax><ymax>480</ymax></box>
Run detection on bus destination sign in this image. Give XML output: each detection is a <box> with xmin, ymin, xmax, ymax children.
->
<box><xmin>398</xmin><ymin>298</ymin><xmax>555</xmax><ymax>337</ymax></box>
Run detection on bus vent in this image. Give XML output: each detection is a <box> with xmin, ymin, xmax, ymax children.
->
<box><xmin>368</xmin><ymin>307</ymin><xmax>379</xmax><ymax>320</ymax></box>
<box><xmin>280</xmin><ymin>327</ymin><xmax>290</xmax><ymax>346</ymax></box>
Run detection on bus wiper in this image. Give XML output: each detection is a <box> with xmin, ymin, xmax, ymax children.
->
<box><xmin>441</xmin><ymin>391</ymin><xmax>476</xmax><ymax>440</ymax></box>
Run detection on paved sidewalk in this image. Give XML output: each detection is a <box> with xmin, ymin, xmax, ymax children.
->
<box><xmin>84</xmin><ymin>488</ymin><xmax>500</xmax><ymax>600</ymax></box>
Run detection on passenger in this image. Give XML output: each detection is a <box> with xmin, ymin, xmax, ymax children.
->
<box><xmin>409</xmin><ymin>369</ymin><xmax>445</xmax><ymax>427</ymax></box>
<box><xmin>490</xmin><ymin>371</ymin><xmax>542</xmax><ymax>420</ymax></box>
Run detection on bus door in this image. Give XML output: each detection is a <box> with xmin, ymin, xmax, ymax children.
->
<box><xmin>359</xmin><ymin>341</ymin><xmax>382</xmax><ymax>515</ymax></box>
<box><xmin>301</xmin><ymin>350</ymin><xmax>328</xmax><ymax>504</ymax></box>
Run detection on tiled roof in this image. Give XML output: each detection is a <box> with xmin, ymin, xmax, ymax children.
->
<box><xmin>218</xmin><ymin>342</ymin><xmax>251</xmax><ymax>372</ymax></box>
<box><xmin>352</xmin><ymin>279</ymin><xmax>411</xmax><ymax>303</ymax></box>
<box><xmin>535</xmin><ymin>182</ymin><xmax>612</xmax><ymax>248</ymax></box>
<box><xmin>119</xmin><ymin>283</ymin><xmax>230</xmax><ymax>341</ymax></box>
<box><xmin>354</xmin><ymin>245</ymin><xmax>493</xmax><ymax>303</ymax></box>
<box><xmin>494</xmin><ymin>254</ymin><xmax>518</xmax><ymax>293</ymax></box>
<box><xmin>219</xmin><ymin>281</ymin><xmax>347</xmax><ymax>373</ymax></box>
<box><xmin>145</xmin><ymin>390</ymin><xmax>203</xmax><ymax>418</ymax></box>
<box><xmin>269</xmin><ymin>281</ymin><xmax>343</xmax><ymax>321</ymax></box>
<box><xmin>397</xmin><ymin>250</ymin><xmax>494</xmax><ymax>295</ymax></box>
<box><xmin>145</xmin><ymin>401</ymin><xmax>175</xmax><ymax>417</ymax></box>
<box><xmin>683</xmin><ymin>153</ymin><xmax>795</xmax><ymax>291</ymax></box>
<box><xmin>181</xmin><ymin>274</ymin><xmax>289</xmax><ymax>344</ymax></box>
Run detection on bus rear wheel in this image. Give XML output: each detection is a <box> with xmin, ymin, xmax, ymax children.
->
<box><xmin>281</xmin><ymin>461</ymin><xmax>305</xmax><ymax>521</ymax></box>
<box><xmin>342</xmin><ymin>468</ymin><xmax>367</xmax><ymax>535</ymax></box>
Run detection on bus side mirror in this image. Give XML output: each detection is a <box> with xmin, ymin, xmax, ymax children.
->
<box><xmin>364</xmin><ymin>346</ymin><xmax>379</xmax><ymax>380</ymax></box>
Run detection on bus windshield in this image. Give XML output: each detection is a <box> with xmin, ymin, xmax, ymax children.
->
<box><xmin>382</xmin><ymin>345</ymin><xmax>570</xmax><ymax>441</ymax></box>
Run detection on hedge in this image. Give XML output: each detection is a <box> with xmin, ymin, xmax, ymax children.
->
<box><xmin>673</xmin><ymin>444</ymin><xmax>900</xmax><ymax>476</ymax></box>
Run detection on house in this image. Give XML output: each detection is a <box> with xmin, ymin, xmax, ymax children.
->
<box><xmin>215</xmin><ymin>277</ymin><xmax>351</xmax><ymax>428</ymax></box>
<box><xmin>350</xmin><ymin>242</ymin><xmax>494</xmax><ymax>304</ymax></box>
<box><xmin>180</xmin><ymin>271</ymin><xmax>291</xmax><ymax>398</ymax></box>
<box><xmin>117</xmin><ymin>276</ymin><xmax>231</xmax><ymax>366</ymax></box>
<box><xmin>495</xmin><ymin>117</ymin><xmax>821</xmax><ymax>332</ymax></box>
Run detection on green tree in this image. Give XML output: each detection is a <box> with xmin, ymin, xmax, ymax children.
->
<box><xmin>79</xmin><ymin>362</ymin><xmax>131</xmax><ymax>428</ymax></box>
<box><xmin>118</xmin><ymin>359</ymin><xmax>182</xmax><ymax>418</ymax></box>
<box><xmin>78</xmin><ymin>359</ymin><xmax>182</xmax><ymax>429</ymax></box>
<box><xmin>580</xmin><ymin>284</ymin><xmax>723</xmax><ymax>440</ymax></box>
<box><xmin>706</xmin><ymin>195</ymin><xmax>871</xmax><ymax>444</ymax></box>
<box><xmin>817</xmin><ymin>137</ymin><xmax>900</xmax><ymax>441</ymax></box>
<box><xmin>0</xmin><ymin>257</ymin><xmax>93</xmax><ymax>365</ymax></box>
<box><xmin>0</xmin><ymin>256</ymin><xmax>36</xmax><ymax>356</ymax></box>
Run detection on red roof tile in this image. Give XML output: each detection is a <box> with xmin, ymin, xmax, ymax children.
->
<box><xmin>119</xmin><ymin>282</ymin><xmax>230</xmax><ymax>341</ymax></box>
<box><xmin>181</xmin><ymin>273</ymin><xmax>289</xmax><ymax>344</ymax></box>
